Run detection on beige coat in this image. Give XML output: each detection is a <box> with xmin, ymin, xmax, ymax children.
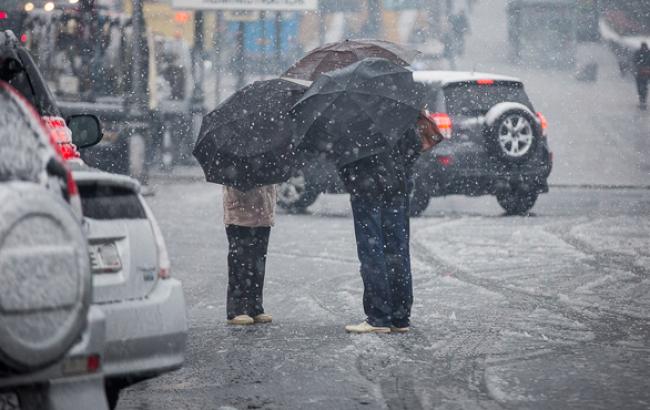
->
<box><xmin>223</xmin><ymin>185</ymin><xmax>276</xmax><ymax>227</ymax></box>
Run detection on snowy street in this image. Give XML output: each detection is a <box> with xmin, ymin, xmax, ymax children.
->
<box><xmin>117</xmin><ymin>183</ymin><xmax>650</xmax><ymax>409</ymax></box>
<box><xmin>119</xmin><ymin>0</ymin><xmax>650</xmax><ymax>409</ymax></box>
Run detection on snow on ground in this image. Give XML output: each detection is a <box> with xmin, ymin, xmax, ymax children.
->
<box><xmin>413</xmin><ymin>213</ymin><xmax>650</xmax><ymax>319</ymax></box>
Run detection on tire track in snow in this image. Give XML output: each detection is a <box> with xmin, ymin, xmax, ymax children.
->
<box><xmin>411</xmin><ymin>219</ymin><xmax>642</xmax><ymax>343</ymax></box>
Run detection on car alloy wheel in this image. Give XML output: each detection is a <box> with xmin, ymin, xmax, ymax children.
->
<box><xmin>497</xmin><ymin>113</ymin><xmax>534</xmax><ymax>158</ymax></box>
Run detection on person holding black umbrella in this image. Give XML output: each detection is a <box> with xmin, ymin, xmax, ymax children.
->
<box><xmin>193</xmin><ymin>78</ymin><xmax>311</xmax><ymax>326</ymax></box>
<box><xmin>633</xmin><ymin>42</ymin><xmax>650</xmax><ymax>110</ymax></box>
<box><xmin>341</xmin><ymin>111</ymin><xmax>443</xmax><ymax>334</ymax></box>
<box><xmin>223</xmin><ymin>185</ymin><xmax>276</xmax><ymax>325</ymax></box>
<box><xmin>291</xmin><ymin>58</ymin><xmax>447</xmax><ymax>333</ymax></box>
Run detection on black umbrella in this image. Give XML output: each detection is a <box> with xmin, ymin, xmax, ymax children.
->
<box><xmin>292</xmin><ymin>58</ymin><xmax>430</xmax><ymax>167</ymax></box>
<box><xmin>193</xmin><ymin>78</ymin><xmax>309</xmax><ymax>191</ymax></box>
<box><xmin>283</xmin><ymin>39</ymin><xmax>420</xmax><ymax>81</ymax></box>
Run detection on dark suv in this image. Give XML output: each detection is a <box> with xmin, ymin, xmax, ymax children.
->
<box><xmin>277</xmin><ymin>70</ymin><xmax>552</xmax><ymax>216</ymax></box>
<box><xmin>410</xmin><ymin>71</ymin><xmax>552</xmax><ymax>215</ymax></box>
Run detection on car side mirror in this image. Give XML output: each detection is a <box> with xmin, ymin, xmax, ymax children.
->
<box><xmin>67</xmin><ymin>114</ymin><xmax>102</xmax><ymax>148</ymax></box>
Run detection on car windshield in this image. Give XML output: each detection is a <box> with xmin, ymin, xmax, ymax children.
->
<box><xmin>78</xmin><ymin>183</ymin><xmax>146</xmax><ymax>220</ymax></box>
<box><xmin>443</xmin><ymin>82</ymin><xmax>533</xmax><ymax>116</ymax></box>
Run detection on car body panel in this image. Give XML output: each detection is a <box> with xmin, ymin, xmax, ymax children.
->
<box><xmin>0</xmin><ymin>306</ymin><xmax>108</xmax><ymax>410</ymax></box>
<box><xmin>100</xmin><ymin>278</ymin><xmax>187</xmax><ymax>379</ymax></box>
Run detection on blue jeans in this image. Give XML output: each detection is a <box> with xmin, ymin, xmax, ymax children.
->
<box><xmin>350</xmin><ymin>196</ymin><xmax>413</xmax><ymax>328</ymax></box>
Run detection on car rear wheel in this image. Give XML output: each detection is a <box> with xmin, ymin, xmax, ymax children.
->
<box><xmin>486</xmin><ymin>109</ymin><xmax>540</xmax><ymax>164</ymax></box>
<box><xmin>496</xmin><ymin>188</ymin><xmax>538</xmax><ymax>216</ymax></box>
<box><xmin>277</xmin><ymin>170</ymin><xmax>319</xmax><ymax>213</ymax></box>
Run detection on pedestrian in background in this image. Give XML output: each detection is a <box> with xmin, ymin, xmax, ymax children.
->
<box><xmin>633</xmin><ymin>42</ymin><xmax>650</xmax><ymax>110</ymax></box>
<box><xmin>223</xmin><ymin>185</ymin><xmax>276</xmax><ymax>325</ymax></box>
<box><xmin>340</xmin><ymin>111</ymin><xmax>443</xmax><ymax>334</ymax></box>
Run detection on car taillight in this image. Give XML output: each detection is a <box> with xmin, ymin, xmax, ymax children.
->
<box><xmin>141</xmin><ymin>200</ymin><xmax>171</xmax><ymax>279</ymax></box>
<box><xmin>42</xmin><ymin>116</ymin><xmax>81</xmax><ymax>160</ymax></box>
<box><xmin>536</xmin><ymin>112</ymin><xmax>548</xmax><ymax>136</ymax></box>
<box><xmin>476</xmin><ymin>79</ymin><xmax>495</xmax><ymax>85</ymax></box>
<box><xmin>436</xmin><ymin>155</ymin><xmax>453</xmax><ymax>167</ymax></box>
<box><xmin>428</xmin><ymin>112</ymin><xmax>453</xmax><ymax>140</ymax></box>
<box><xmin>0</xmin><ymin>10</ymin><xmax>7</xmax><ymax>19</ymax></box>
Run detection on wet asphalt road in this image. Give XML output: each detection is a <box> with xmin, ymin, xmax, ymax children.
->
<box><xmin>115</xmin><ymin>184</ymin><xmax>650</xmax><ymax>410</ymax></box>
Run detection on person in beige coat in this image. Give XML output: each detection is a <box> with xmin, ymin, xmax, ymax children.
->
<box><xmin>223</xmin><ymin>185</ymin><xmax>276</xmax><ymax>325</ymax></box>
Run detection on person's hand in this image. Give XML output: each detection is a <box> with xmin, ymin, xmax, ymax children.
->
<box><xmin>417</xmin><ymin>110</ymin><xmax>444</xmax><ymax>152</ymax></box>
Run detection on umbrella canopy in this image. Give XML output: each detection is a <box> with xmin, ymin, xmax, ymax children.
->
<box><xmin>283</xmin><ymin>39</ymin><xmax>420</xmax><ymax>81</ymax></box>
<box><xmin>292</xmin><ymin>58</ymin><xmax>431</xmax><ymax>167</ymax></box>
<box><xmin>193</xmin><ymin>78</ymin><xmax>309</xmax><ymax>191</ymax></box>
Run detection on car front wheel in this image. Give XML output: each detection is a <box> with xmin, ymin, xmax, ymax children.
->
<box><xmin>496</xmin><ymin>189</ymin><xmax>538</xmax><ymax>216</ymax></box>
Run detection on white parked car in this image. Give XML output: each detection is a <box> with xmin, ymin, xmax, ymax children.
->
<box><xmin>71</xmin><ymin>167</ymin><xmax>188</xmax><ymax>410</ymax></box>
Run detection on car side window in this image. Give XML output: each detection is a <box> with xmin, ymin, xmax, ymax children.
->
<box><xmin>6</xmin><ymin>69</ymin><xmax>38</xmax><ymax>108</ymax></box>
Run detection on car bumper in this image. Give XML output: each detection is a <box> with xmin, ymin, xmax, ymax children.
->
<box><xmin>98</xmin><ymin>278</ymin><xmax>187</xmax><ymax>380</ymax></box>
<box><xmin>0</xmin><ymin>306</ymin><xmax>108</xmax><ymax>409</ymax></box>
<box><xmin>414</xmin><ymin>150</ymin><xmax>553</xmax><ymax>196</ymax></box>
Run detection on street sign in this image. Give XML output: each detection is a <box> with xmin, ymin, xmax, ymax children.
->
<box><xmin>319</xmin><ymin>0</ymin><xmax>360</xmax><ymax>12</ymax></box>
<box><xmin>171</xmin><ymin>0</ymin><xmax>318</xmax><ymax>11</ymax></box>
<box><xmin>382</xmin><ymin>0</ymin><xmax>421</xmax><ymax>10</ymax></box>
<box><xmin>223</xmin><ymin>10</ymin><xmax>261</xmax><ymax>21</ymax></box>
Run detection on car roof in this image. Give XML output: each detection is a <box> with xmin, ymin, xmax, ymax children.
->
<box><xmin>71</xmin><ymin>165</ymin><xmax>141</xmax><ymax>193</ymax></box>
<box><xmin>413</xmin><ymin>71</ymin><xmax>523</xmax><ymax>86</ymax></box>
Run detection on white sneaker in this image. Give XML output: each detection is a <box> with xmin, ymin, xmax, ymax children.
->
<box><xmin>345</xmin><ymin>321</ymin><xmax>391</xmax><ymax>334</ymax></box>
<box><xmin>227</xmin><ymin>315</ymin><xmax>254</xmax><ymax>325</ymax></box>
<box><xmin>253</xmin><ymin>313</ymin><xmax>272</xmax><ymax>324</ymax></box>
<box><xmin>390</xmin><ymin>326</ymin><xmax>410</xmax><ymax>333</ymax></box>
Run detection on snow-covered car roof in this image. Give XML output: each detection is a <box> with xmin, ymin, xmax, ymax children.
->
<box><xmin>413</xmin><ymin>71</ymin><xmax>522</xmax><ymax>86</ymax></box>
<box><xmin>70</xmin><ymin>163</ymin><xmax>141</xmax><ymax>193</ymax></box>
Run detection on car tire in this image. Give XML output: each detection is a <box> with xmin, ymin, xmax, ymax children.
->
<box><xmin>408</xmin><ymin>184</ymin><xmax>431</xmax><ymax>217</ymax></box>
<box><xmin>485</xmin><ymin>108</ymin><xmax>540</xmax><ymax>164</ymax></box>
<box><xmin>277</xmin><ymin>170</ymin><xmax>319</xmax><ymax>213</ymax></box>
<box><xmin>105</xmin><ymin>384</ymin><xmax>120</xmax><ymax>410</ymax></box>
<box><xmin>496</xmin><ymin>189</ymin><xmax>538</xmax><ymax>216</ymax></box>
<box><xmin>0</xmin><ymin>184</ymin><xmax>91</xmax><ymax>373</ymax></box>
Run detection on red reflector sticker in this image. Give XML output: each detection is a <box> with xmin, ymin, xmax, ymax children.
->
<box><xmin>437</xmin><ymin>156</ymin><xmax>453</xmax><ymax>167</ymax></box>
<box><xmin>87</xmin><ymin>354</ymin><xmax>101</xmax><ymax>373</ymax></box>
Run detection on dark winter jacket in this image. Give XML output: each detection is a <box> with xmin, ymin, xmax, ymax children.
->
<box><xmin>338</xmin><ymin>129</ymin><xmax>422</xmax><ymax>207</ymax></box>
<box><xmin>633</xmin><ymin>47</ymin><xmax>650</xmax><ymax>77</ymax></box>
